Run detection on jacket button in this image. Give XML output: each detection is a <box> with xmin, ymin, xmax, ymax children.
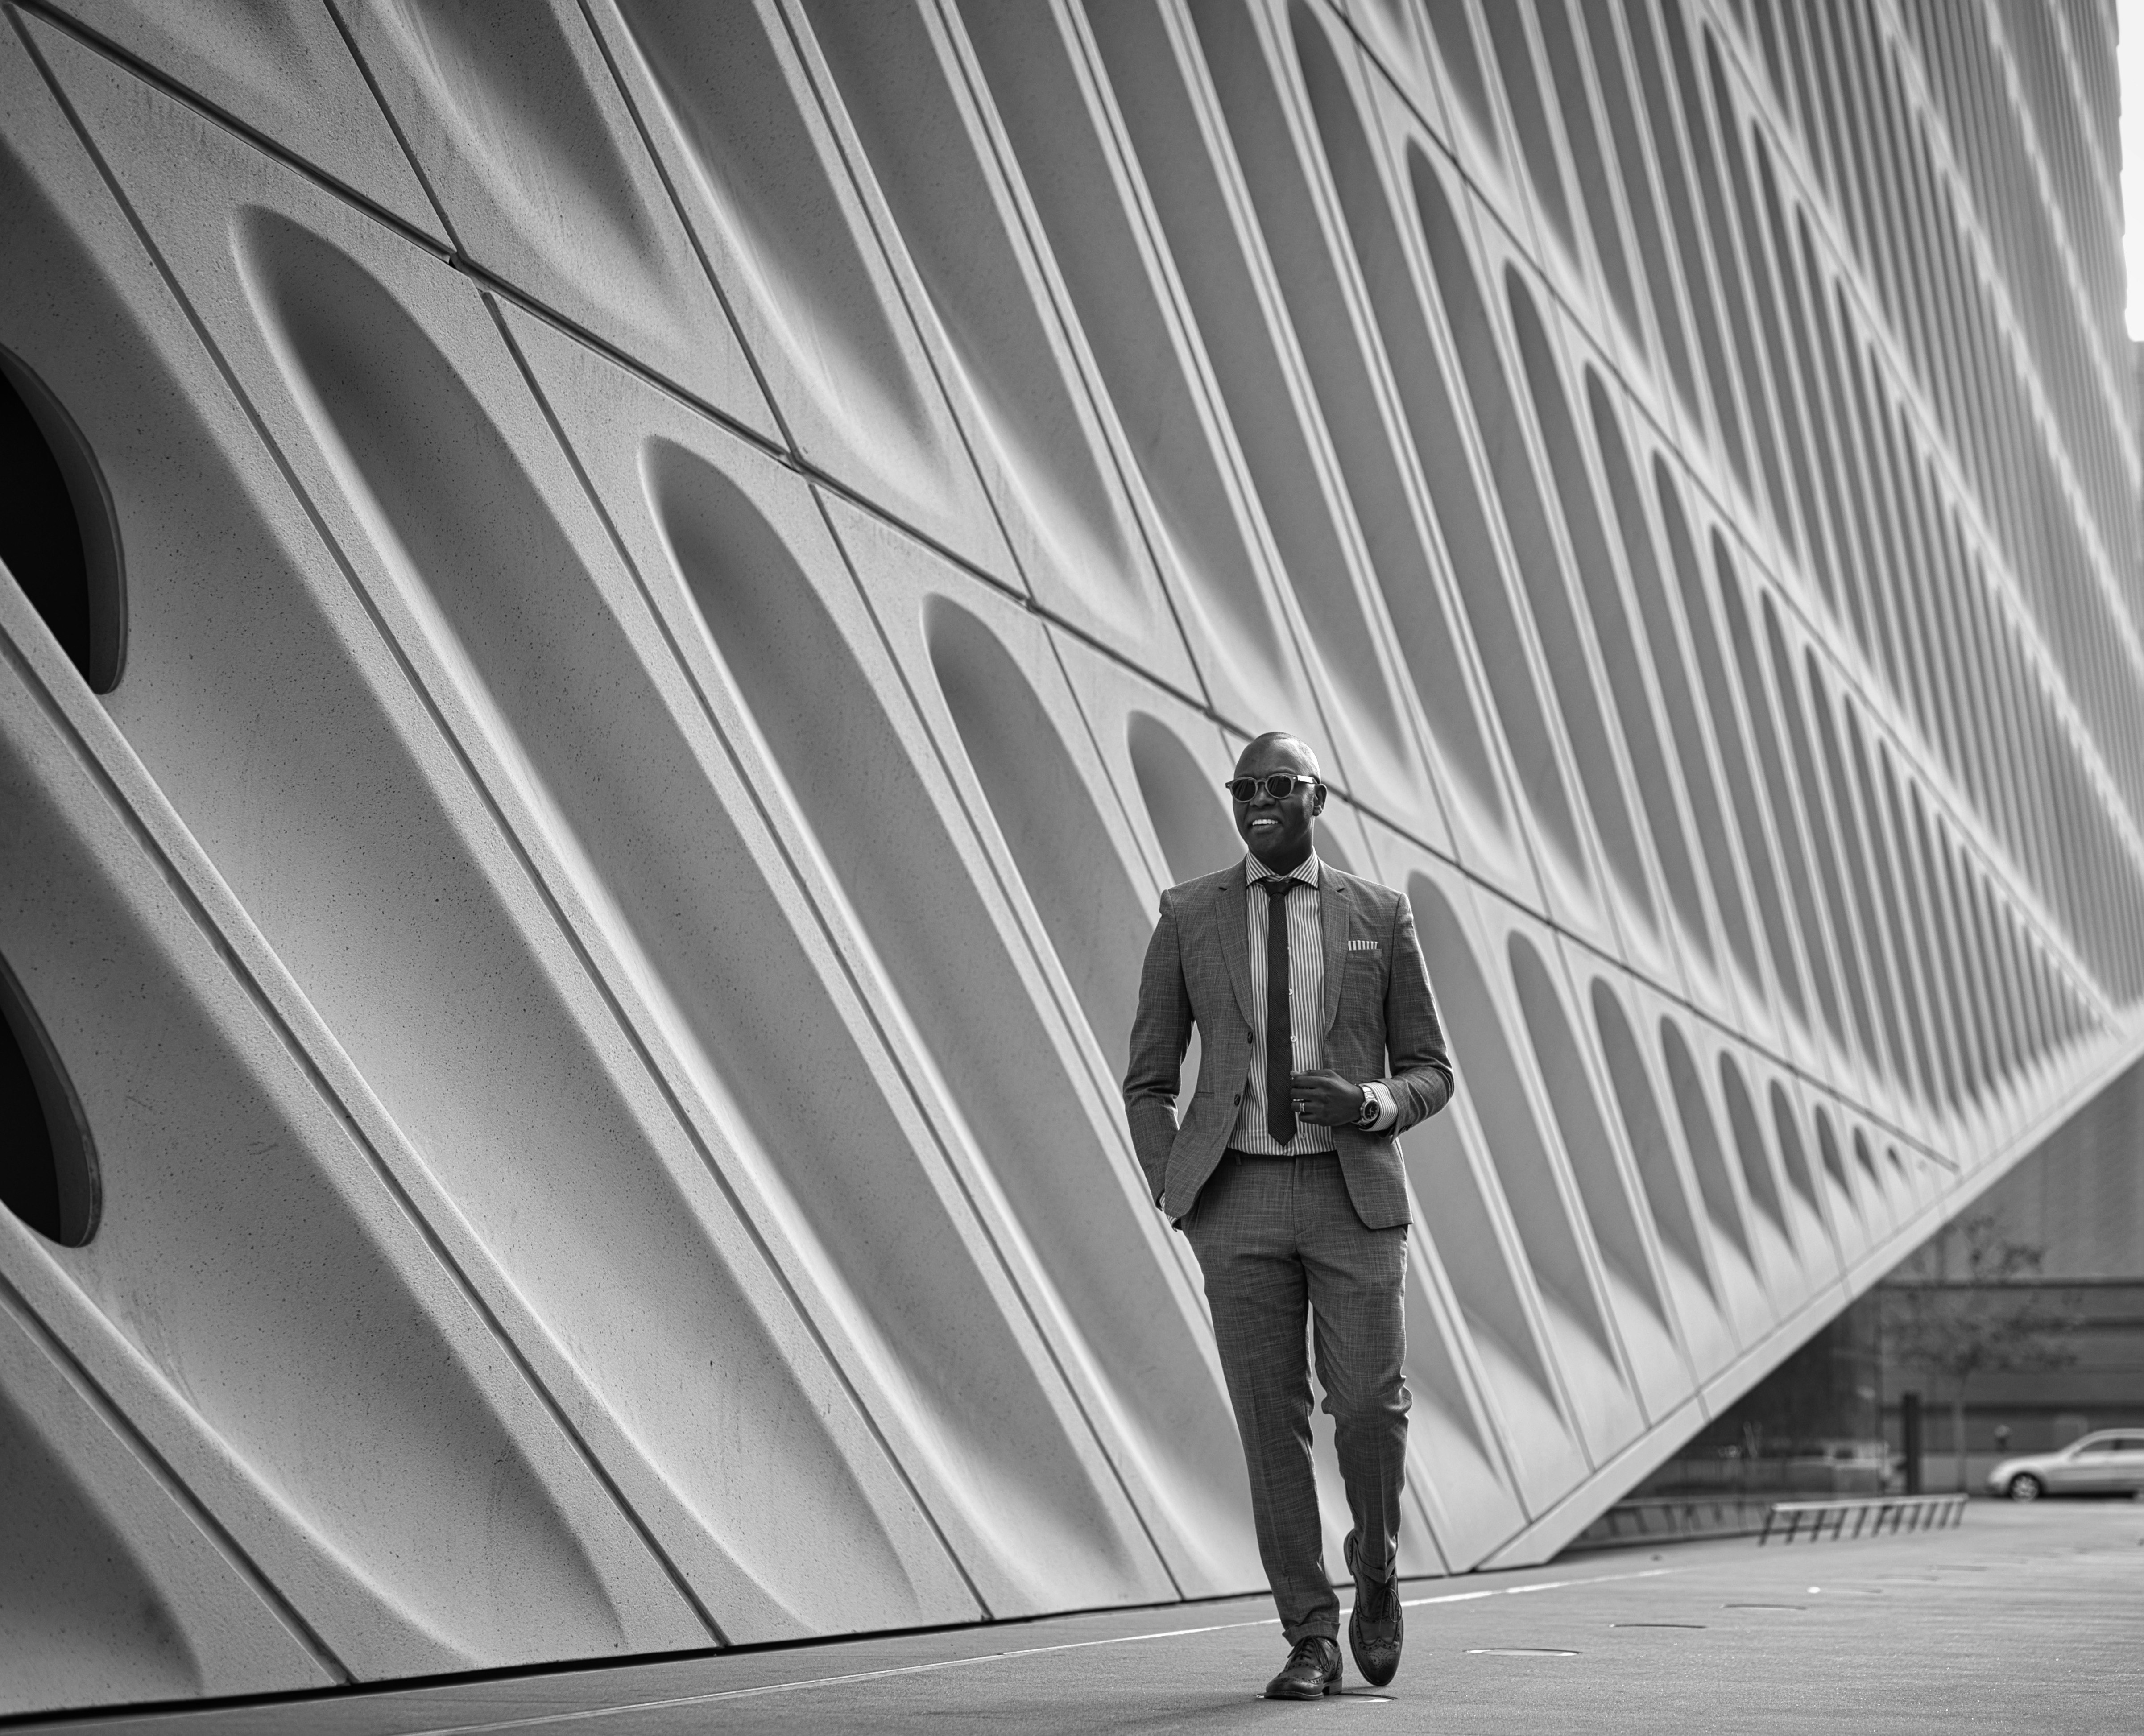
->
<box><xmin>1245</xmin><ymin>1033</ymin><xmax>1253</xmax><ymax>1043</ymax></box>
<box><xmin>1233</xmin><ymin>1092</ymin><xmax>1242</xmax><ymax>1104</ymax></box>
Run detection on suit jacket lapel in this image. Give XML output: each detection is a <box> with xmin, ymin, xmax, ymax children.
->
<box><xmin>1217</xmin><ymin>861</ymin><xmax>1254</xmax><ymax>1027</ymax></box>
<box><xmin>1319</xmin><ymin>864</ymin><xmax>1349</xmax><ymax>1037</ymax></box>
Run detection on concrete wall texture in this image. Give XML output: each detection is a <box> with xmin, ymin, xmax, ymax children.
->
<box><xmin>0</xmin><ymin>0</ymin><xmax>2137</xmax><ymax>1715</ymax></box>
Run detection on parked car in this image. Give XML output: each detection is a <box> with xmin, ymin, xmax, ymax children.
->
<box><xmin>1986</xmin><ymin>1431</ymin><xmax>2144</xmax><ymax>1500</ymax></box>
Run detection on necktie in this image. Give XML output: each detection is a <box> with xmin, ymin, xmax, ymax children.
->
<box><xmin>1263</xmin><ymin>876</ymin><xmax>1302</xmax><ymax>1147</ymax></box>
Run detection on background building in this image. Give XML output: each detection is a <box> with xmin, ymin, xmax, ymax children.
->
<box><xmin>0</xmin><ymin>0</ymin><xmax>2138</xmax><ymax>1716</ymax></box>
<box><xmin>1634</xmin><ymin>1062</ymin><xmax>2144</xmax><ymax>1500</ymax></box>
<box><xmin>1877</xmin><ymin>1056</ymin><xmax>2144</xmax><ymax>1483</ymax></box>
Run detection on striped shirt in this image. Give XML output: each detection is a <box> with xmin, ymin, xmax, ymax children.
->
<box><xmin>1229</xmin><ymin>853</ymin><xmax>1398</xmax><ymax>1155</ymax></box>
<box><xmin>1232</xmin><ymin>854</ymin><xmax>1337</xmax><ymax>1154</ymax></box>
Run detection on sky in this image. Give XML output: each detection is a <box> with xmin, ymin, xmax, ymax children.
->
<box><xmin>2125</xmin><ymin>0</ymin><xmax>2144</xmax><ymax>335</ymax></box>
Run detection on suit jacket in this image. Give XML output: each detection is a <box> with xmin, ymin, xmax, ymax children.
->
<box><xmin>1124</xmin><ymin>857</ymin><xmax>1454</xmax><ymax>1230</ymax></box>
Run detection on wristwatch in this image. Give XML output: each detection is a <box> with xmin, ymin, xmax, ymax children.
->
<box><xmin>1354</xmin><ymin>1087</ymin><xmax>1381</xmax><ymax>1130</ymax></box>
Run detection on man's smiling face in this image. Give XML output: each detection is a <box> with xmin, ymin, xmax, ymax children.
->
<box><xmin>1233</xmin><ymin>735</ymin><xmax>1324</xmax><ymax>872</ymax></box>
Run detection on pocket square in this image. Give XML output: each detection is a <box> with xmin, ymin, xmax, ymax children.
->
<box><xmin>1348</xmin><ymin>938</ymin><xmax>1378</xmax><ymax>951</ymax></box>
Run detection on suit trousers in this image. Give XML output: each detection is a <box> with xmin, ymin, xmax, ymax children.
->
<box><xmin>1186</xmin><ymin>1150</ymin><xmax>1410</xmax><ymax>1644</ymax></box>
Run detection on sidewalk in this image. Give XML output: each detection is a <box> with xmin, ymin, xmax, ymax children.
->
<box><xmin>20</xmin><ymin>1502</ymin><xmax>2144</xmax><ymax>1735</ymax></box>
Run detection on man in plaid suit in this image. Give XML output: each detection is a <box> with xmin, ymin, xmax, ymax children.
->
<box><xmin>1125</xmin><ymin>732</ymin><xmax>1455</xmax><ymax>1699</ymax></box>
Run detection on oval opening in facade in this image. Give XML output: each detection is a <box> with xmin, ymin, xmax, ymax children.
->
<box><xmin>1660</xmin><ymin>1018</ymin><xmax>1747</xmax><ymax>1258</ymax></box>
<box><xmin>1508</xmin><ymin>937</ymin><xmax>1664</xmax><ymax>1323</ymax></box>
<box><xmin>1127</xmin><ymin>713</ymin><xmax>1239</xmax><ymax>886</ymax></box>
<box><xmin>0</xmin><ymin>347</ymin><xmax>124</xmax><ymax>692</ymax></box>
<box><xmin>1719</xmin><ymin>1055</ymin><xmax>1787</xmax><ymax>1237</ymax></box>
<box><xmin>0</xmin><ymin>951</ymin><xmax>99</xmax><ymax>1246</ymax></box>
<box><xmin>1851</xmin><ymin>1127</ymin><xmax>1883</xmax><ymax>1199</ymax></box>
<box><xmin>1766</xmin><ymin>1082</ymin><xmax>1819</xmax><ymax>1213</ymax></box>
<box><xmin>1421</xmin><ymin>0</ymin><xmax>1499</xmax><ymax>144</ymax></box>
<box><xmin>1591</xmin><ymin>980</ymin><xmax>1710</xmax><ymax>1294</ymax></box>
<box><xmin>1813</xmin><ymin>1107</ymin><xmax>1855</xmax><ymax>1211</ymax></box>
<box><xmin>1414</xmin><ymin>878</ymin><xmax>1616</xmax><ymax>1359</ymax></box>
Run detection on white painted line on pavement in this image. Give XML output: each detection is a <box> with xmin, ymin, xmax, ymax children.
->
<box><xmin>397</xmin><ymin>1565</ymin><xmax>1687</xmax><ymax>1734</ymax></box>
<box><xmin>1402</xmin><ymin>1563</ymin><xmax>1680</xmax><ymax>1608</ymax></box>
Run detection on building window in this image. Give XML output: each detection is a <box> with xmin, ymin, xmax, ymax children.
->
<box><xmin>0</xmin><ymin>952</ymin><xmax>99</xmax><ymax>1246</ymax></box>
<box><xmin>0</xmin><ymin>347</ymin><xmax>124</xmax><ymax>691</ymax></box>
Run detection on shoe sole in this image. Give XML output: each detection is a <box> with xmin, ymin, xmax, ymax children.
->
<box><xmin>1262</xmin><ymin>1680</ymin><xmax>1341</xmax><ymax>1700</ymax></box>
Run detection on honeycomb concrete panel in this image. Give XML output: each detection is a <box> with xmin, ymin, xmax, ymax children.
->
<box><xmin>33</xmin><ymin>0</ymin><xmax>443</xmax><ymax>240</ymax></box>
<box><xmin>788</xmin><ymin>0</ymin><xmax>1204</xmax><ymax>697</ymax></box>
<box><xmin>0</xmin><ymin>1280</ymin><xmax>329</xmax><ymax>1715</ymax></box>
<box><xmin>322</xmin><ymin>0</ymin><xmax>775</xmax><ymax>437</ymax></box>
<box><xmin>0</xmin><ymin>559</ymin><xmax>709</xmax><ymax>1681</ymax></box>
<box><xmin>9</xmin><ymin>33</ymin><xmax>985</xmax><ymax>1646</ymax></box>
<box><xmin>581</xmin><ymin>0</ymin><xmax>1017</xmax><ymax>585</ymax></box>
<box><xmin>3</xmin><ymin>0</ymin><xmax>2141</xmax><ymax>1715</ymax></box>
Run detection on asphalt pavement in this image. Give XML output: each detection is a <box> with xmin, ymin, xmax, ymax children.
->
<box><xmin>19</xmin><ymin>1500</ymin><xmax>2144</xmax><ymax>1735</ymax></box>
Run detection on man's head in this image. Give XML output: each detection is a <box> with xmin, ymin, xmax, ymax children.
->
<box><xmin>1230</xmin><ymin>732</ymin><xmax>1325</xmax><ymax>872</ymax></box>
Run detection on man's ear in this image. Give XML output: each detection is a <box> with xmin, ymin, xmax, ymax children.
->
<box><xmin>1311</xmin><ymin>783</ymin><xmax>1328</xmax><ymax>815</ymax></box>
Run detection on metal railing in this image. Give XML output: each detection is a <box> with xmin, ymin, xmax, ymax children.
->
<box><xmin>1759</xmin><ymin>1493</ymin><xmax>1969</xmax><ymax>1543</ymax></box>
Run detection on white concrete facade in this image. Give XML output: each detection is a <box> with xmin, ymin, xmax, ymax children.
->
<box><xmin>0</xmin><ymin>0</ymin><xmax>2136</xmax><ymax>1715</ymax></box>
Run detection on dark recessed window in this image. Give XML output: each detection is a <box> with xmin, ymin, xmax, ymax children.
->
<box><xmin>0</xmin><ymin>347</ymin><xmax>124</xmax><ymax>692</ymax></box>
<box><xmin>0</xmin><ymin>952</ymin><xmax>99</xmax><ymax>1246</ymax></box>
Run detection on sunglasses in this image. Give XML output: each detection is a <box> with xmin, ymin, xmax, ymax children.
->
<box><xmin>1223</xmin><ymin>773</ymin><xmax>1324</xmax><ymax>803</ymax></box>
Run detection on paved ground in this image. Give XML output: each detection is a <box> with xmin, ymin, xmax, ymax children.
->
<box><xmin>23</xmin><ymin>1500</ymin><xmax>2144</xmax><ymax>1734</ymax></box>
